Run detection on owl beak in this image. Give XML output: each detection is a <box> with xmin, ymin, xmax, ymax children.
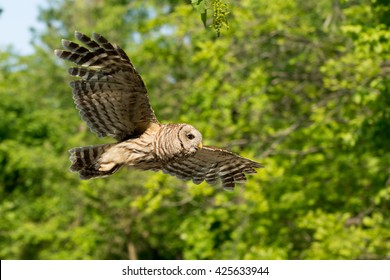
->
<box><xmin>198</xmin><ymin>142</ymin><xmax>203</xmax><ymax>149</ymax></box>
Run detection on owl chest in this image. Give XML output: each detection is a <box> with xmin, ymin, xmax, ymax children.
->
<box><xmin>110</xmin><ymin>137</ymin><xmax>152</xmax><ymax>164</ymax></box>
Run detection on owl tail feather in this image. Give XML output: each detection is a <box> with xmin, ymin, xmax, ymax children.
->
<box><xmin>69</xmin><ymin>144</ymin><xmax>122</xmax><ymax>179</ymax></box>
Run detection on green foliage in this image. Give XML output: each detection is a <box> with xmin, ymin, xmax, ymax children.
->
<box><xmin>192</xmin><ymin>0</ymin><xmax>230</xmax><ymax>36</ymax></box>
<box><xmin>0</xmin><ymin>0</ymin><xmax>389</xmax><ymax>260</ymax></box>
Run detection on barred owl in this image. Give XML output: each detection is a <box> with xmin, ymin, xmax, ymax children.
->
<box><xmin>55</xmin><ymin>31</ymin><xmax>262</xmax><ymax>190</ymax></box>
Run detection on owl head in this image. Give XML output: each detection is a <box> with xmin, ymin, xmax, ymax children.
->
<box><xmin>155</xmin><ymin>123</ymin><xmax>203</xmax><ymax>161</ymax></box>
<box><xmin>177</xmin><ymin>124</ymin><xmax>203</xmax><ymax>155</ymax></box>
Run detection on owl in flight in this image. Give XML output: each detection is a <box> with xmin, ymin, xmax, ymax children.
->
<box><xmin>55</xmin><ymin>31</ymin><xmax>262</xmax><ymax>190</ymax></box>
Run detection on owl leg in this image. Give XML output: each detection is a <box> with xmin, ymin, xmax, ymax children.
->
<box><xmin>69</xmin><ymin>144</ymin><xmax>122</xmax><ymax>179</ymax></box>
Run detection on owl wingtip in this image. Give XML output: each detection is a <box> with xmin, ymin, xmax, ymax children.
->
<box><xmin>92</xmin><ymin>32</ymin><xmax>104</xmax><ymax>41</ymax></box>
<box><xmin>254</xmin><ymin>161</ymin><xmax>264</xmax><ymax>169</ymax></box>
<box><xmin>54</xmin><ymin>49</ymin><xmax>62</xmax><ymax>57</ymax></box>
<box><xmin>74</xmin><ymin>30</ymin><xmax>85</xmax><ymax>40</ymax></box>
<box><xmin>61</xmin><ymin>39</ymin><xmax>71</xmax><ymax>48</ymax></box>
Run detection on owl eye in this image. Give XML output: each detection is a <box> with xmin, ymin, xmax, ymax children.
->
<box><xmin>187</xmin><ymin>133</ymin><xmax>195</xmax><ymax>140</ymax></box>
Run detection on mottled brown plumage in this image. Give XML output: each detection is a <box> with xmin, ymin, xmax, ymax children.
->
<box><xmin>55</xmin><ymin>31</ymin><xmax>262</xmax><ymax>190</ymax></box>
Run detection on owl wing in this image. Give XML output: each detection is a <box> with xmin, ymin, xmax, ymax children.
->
<box><xmin>55</xmin><ymin>31</ymin><xmax>158</xmax><ymax>141</ymax></box>
<box><xmin>162</xmin><ymin>146</ymin><xmax>263</xmax><ymax>190</ymax></box>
